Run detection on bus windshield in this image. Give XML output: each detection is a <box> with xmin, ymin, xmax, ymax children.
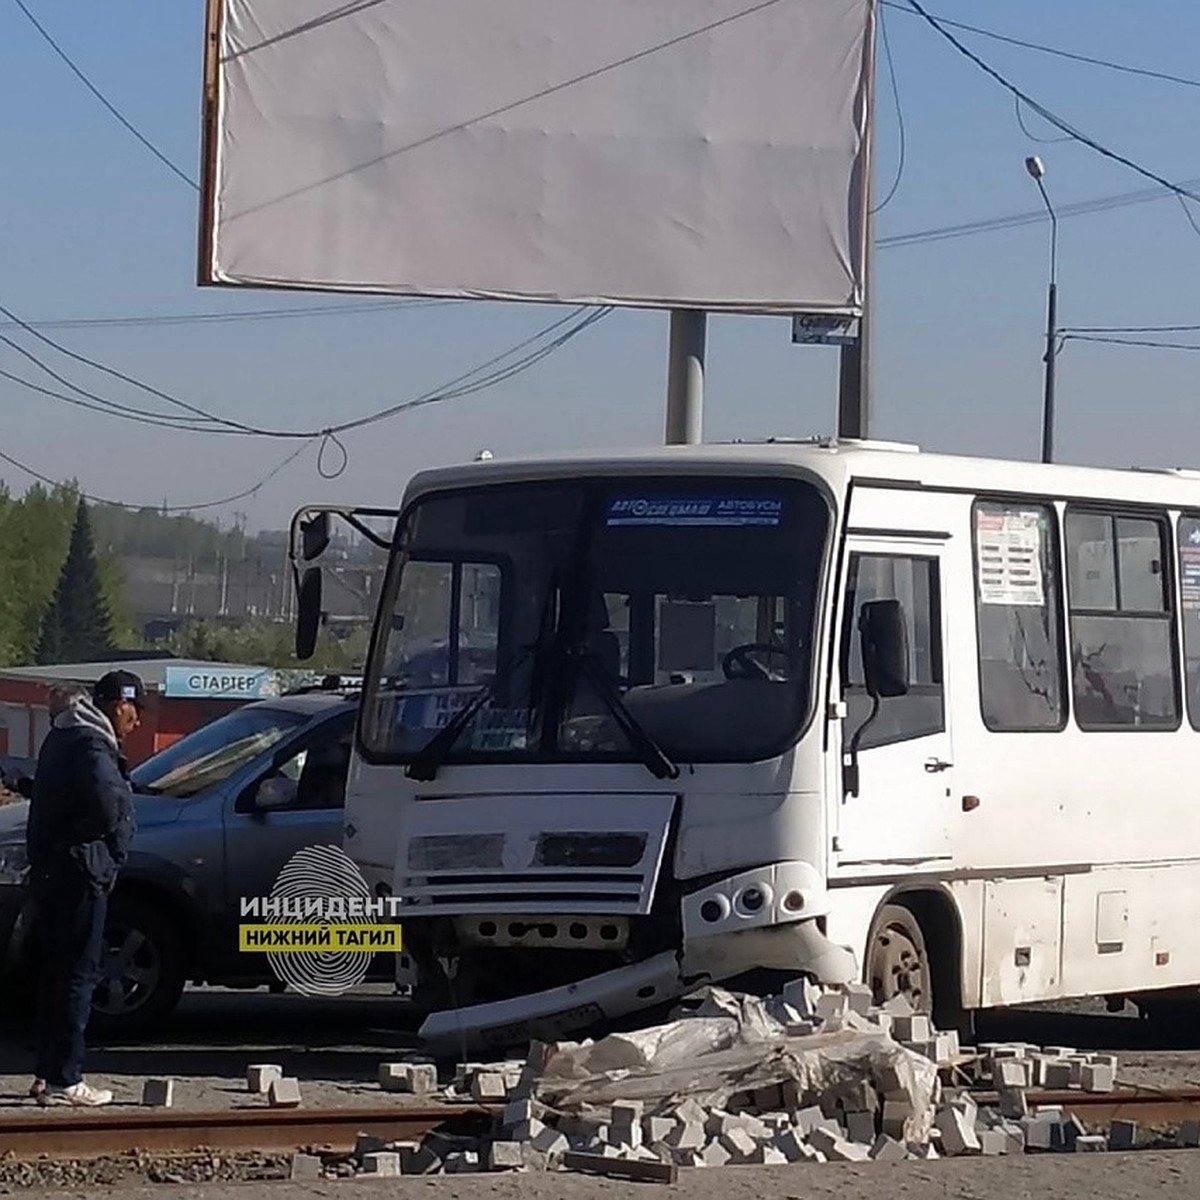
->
<box><xmin>361</xmin><ymin>475</ymin><xmax>829</xmax><ymax>765</ymax></box>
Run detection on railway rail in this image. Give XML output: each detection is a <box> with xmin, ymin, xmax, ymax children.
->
<box><xmin>0</xmin><ymin>1103</ymin><xmax>491</xmax><ymax>1160</ymax></box>
<box><xmin>1</xmin><ymin>1088</ymin><xmax>1199</xmax><ymax>1162</ymax></box>
<box><xmin>979</xmin><ymin>1085</ymin><xmax>1200</xmax><ymax>1129</ymax></box>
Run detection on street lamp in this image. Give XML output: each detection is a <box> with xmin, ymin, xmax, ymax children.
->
<box><xmin>1025</xmin><ymin>155</ymin><xmax>1058</xmax><ymax>464</ymax></box>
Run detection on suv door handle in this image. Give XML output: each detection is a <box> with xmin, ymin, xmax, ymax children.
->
<box><xmin>924</xmin><ymin>758</ymin><xmax>952</xmax><ymax>773</ymax></box>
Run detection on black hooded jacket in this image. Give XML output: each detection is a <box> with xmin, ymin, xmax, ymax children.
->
<box><xmin>26</xmin><ymin>696</ymin><xmax>136</xmax><ymax>889</ymax></box>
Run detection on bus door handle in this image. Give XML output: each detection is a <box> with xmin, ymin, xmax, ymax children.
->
<box><xmin>924</xmin><ymin>757</ymin><xmax>952</xmax><ymax>774</ymax></box>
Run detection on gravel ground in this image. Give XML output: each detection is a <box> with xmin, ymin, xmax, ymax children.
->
<box><xmin>2</xmin><ymin>1152</ymin><xmax>1200</xmax><ymax>1200</ymax></box>
<box><xmin>0</xmin><ymin>1152</ymin><xmax>290</xmax><ymax>1191</ymax></box>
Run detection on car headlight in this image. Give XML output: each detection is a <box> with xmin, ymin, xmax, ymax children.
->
<box><xmin>0</xmin><ymin>841</ymin><xmax>29</xmax><ymax>885</ymax></box>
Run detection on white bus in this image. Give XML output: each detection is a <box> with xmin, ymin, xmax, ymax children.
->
<box><xmin>293</xmin><ymin>438</ymin><xmax>1200</xmax><ymax>1049</ymax></box>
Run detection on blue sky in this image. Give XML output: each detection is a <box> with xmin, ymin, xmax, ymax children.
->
<box><xmin>2</xmin><ymin>1</ymin><xmax>1200</xmax><ymax>530</ymax></box>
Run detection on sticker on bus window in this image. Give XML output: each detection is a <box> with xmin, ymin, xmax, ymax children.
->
<box><xmin>606</xmin><ymin>497</ymin><xmax>782</xmax><ymax>527</ymax></box>
<box><xmin>976</xmin><ymin>509</ymin><xmax>1045</xmax><ymax>606</ymax></box>
<box><xmin>1180</xmin><ymin>539</ymin><xmax>1200</xmax><ymax>610</ymax></box>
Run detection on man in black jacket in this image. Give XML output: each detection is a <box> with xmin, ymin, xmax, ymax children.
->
<box><xmin>25</xmin><ymin>670</ymin><xmax>143</xmax><ymax>1107</ymax></box>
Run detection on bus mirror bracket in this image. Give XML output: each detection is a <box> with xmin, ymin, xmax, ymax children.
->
<box><xmin>296</xmin><ymin>567</ymin><xmax>323</xmax><ymax>660</ymax></box>
<box><xmin>300</xmin><ymin>511</ymin><xmax>333</xmax><ymax>562</ymax></box>
<box><xmin>843</xmin><ymin>599</ymin><xmax>910</xmax><ymax>798</ymax></box>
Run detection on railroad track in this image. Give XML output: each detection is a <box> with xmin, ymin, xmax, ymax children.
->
<box><xmin>0</xmin><ymin>1103</ymin><xmax>491</xmax><ymax>1160</ymax></box>
<box><xmin>981</xmin><ymin>1086</ymin><xmax>1200</xmax><ymax>1128</ymax></box>
<box><xmin>2</xmin><ymin>1088</ymin><xmax>1198</xmax><ymax>1162</ymax></box>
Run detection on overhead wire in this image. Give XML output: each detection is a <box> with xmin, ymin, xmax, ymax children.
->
<box><xmin>0</xmin><ymin>438</ymin><xmax>316</xmax><ymax>514</ymax></box>
<box><xmin>1</xmin><ymin>299</ymin><xmax>450</xmax><ymax>331</ymax></box>
<box><xmin>1061</xmin><ymin>334</ymin><xmax>1200</xmax><ymax>352</ymax></box>
<box><xmin>1014</xmin><ymin>96</ymin><xmax>1073</xmax><ymax>146</ymax></box>
<box><xmin>0</xmin><ymin>298</ymin><xmax>611</xmax><ymax>443</ymax></box>
<box><xmin>871</xmin><ymin>2</ymin><xmax>907</xmax><ymax>214</ymax></box>
<box><xmin>1062</xmin><ymin>322</ymin><xmax>1200</xmax><ymax>334</ymax></box>
<box><xmin>9</xmin><ymin>0</ymin><xmax>199</xmax><ymax>189</ymax></box>
<box><xmin>882</xmin><ymin>2</ymin><xmax>1200</xmax><ymax>91</ymax></box>
<box><xmin>902</xmin><ymin>0</ymin><xmax>1200</xmax><ymax>206</ymax></box>
<box><xmin>879</xmin><ymin>177</ymin><xmax>1200</xmax><ymax>249</ymax></box>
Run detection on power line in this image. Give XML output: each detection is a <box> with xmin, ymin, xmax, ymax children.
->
<box><xmin>879</xmin><ymin>177</ymin><xmax>1200</xmax><ymax>250</ymax></box>
<box><xmin>1014</xmin><ymin>96</ymin><xmax>1072</xmax><ymax>146</ymax></box>
<box><xmin>1062</xmin><ymin>333</ymin><xmax>1200</xmax><ymax>352</ymax></box>
<box><xmin>883</xmin><ymin>3</ymin><xmax>1200</xmax><ymax>91</ymax></box>
<box><xmin>0</xmin><ymin>438</ymin><xmax>315</xmax><ymax>514</ymax></box>
<box><xmin>871</xmin><ymin>3</ymin><xmax>907</xmax><ymax>214</ymax></box>
<box><xmin>1063</xmin><ymin>323</ymin><xmax>1200</xmax><ymax>334</ymax></box>
<box><xmin>903</xmin><ymin>0</ymin><xmax>1200</xmax><ymax>206</ymax></box>
<box><xmin>9</xmin><ymin>0</ymin><xmax>198</xmax><ymax>189</ymax></box>
<box><xmin>0</xmin><ymin>360</ymin><xmax>224</xmax><ymax>434</ymax></box>
<box><xmin>1</xmin><ymin>299</ymin><xmax>450</xmax><ymax>332</ymax></box>
<box><xmin>0</xmin><ymin>298</ymin><xmax>611</xmax><ymax>444</ymax></box>
<box><xmin>0</xmin><ymin>301</ymin><xmax>261</xmax><ymax>434</ymax></box>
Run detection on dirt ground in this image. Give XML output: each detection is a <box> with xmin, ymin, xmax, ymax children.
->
<box><xmin>1</xmin><ymin>1152</ymin><xmax>1199</xmax><ymax>1200</ymax></box>
<box><xmin>4</xmin><ymin>988</ymin><xmax>1200</xmax><ymax>1193</ymax></box>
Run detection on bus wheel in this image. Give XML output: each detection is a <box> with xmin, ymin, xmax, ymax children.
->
<box><xmin>867</xmin><ymin>904</ymin><xmax>931</xmax><ymax>1015</ymax></box>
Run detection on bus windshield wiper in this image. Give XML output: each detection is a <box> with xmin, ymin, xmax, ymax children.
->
<box><xmin>404</xmin><ymin>677</ymin><xmax>500</xmax><ymax>783</ymax></box>
<box><xmin>573</xmin><ymin>648</ymin><xmax>679</xmax><ymax>781</ymax></box>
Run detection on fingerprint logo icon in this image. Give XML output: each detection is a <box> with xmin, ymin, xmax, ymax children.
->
<box><xmin>265</xmin><ymin>844</ymin><xmax>377</xmax><ymax>997</ymax></box>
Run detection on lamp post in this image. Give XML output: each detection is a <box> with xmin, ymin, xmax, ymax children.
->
<box><xmin>1025</xmin><ymin>155</ymin><xmax>1058</xmax><ymax>464</ymax></box>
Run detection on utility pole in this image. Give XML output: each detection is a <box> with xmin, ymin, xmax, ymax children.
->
<box><xmin>664</xmin><ymin>309</ymin><xmax>706</xmax><ymax>445</ymax></box>
<box><xmin>836</xmin><ymin>2</ymin><xmax>878</xmax><ymax>440</ymax></box>
<box><xmin>1026</xmin><ymin>156</ymin><xmax>1059</xmax><ymax>464</ymax></box>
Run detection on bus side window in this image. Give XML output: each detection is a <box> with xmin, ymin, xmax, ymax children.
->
<box><xmin>973</xmin><ymin>502</ymin><xmax>1066</xmax><ymax>731</ymax></box>
<box><xmin>841</xmin><ymin>553</ymin><xmax>943</xmax><ymax>749</ymax></box>
<box><xmin>1065</xmin><ymin>508</ymin><xmax>1178</xmax><ymax>730</ymax></box>
<box><xmin>1177</xmin><ymin>514</ymin><xmax>1200</xmax><ymax>729</ymax></box>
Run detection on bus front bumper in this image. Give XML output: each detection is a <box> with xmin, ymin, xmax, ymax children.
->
<box><xmin>418</xmin><ymin>862</ymin><xmax>858</xmax><ymax>1051</ymax></box>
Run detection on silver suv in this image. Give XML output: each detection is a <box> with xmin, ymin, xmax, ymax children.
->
<box><xmin>0</xmin><ymin>690</ymin><xmax>361</xmax><ymax>1035</ymax></box>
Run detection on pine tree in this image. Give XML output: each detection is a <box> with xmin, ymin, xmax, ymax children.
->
<box><xmin>34</xmin><ymin>498</ymin><xmax>115</xmax><ymax>664</ymax></box>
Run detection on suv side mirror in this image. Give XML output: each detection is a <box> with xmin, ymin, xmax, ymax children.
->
<box><xmin>859</xmin><ymin>599</ymin><xmax>910</xmax><ymax>699</ymax></box>
<box><xmin>296</xmin><ymin>567</ymin><xmax>323</xmax><ymax>660</ymax></box>
<box><xmin>254</xmin><ymin>774</ymin><xmax>297</xmax><ymax>812</ymax></box>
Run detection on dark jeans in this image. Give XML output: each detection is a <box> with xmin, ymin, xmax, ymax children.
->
<box><xmin>31</xmin><ymin>866</ymin><xmax>108</xmax><ymax>1088</ymax></box>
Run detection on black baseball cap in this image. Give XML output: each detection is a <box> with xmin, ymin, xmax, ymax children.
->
<box><xmin>93</xmin><ymin>669</ymin><xmax>147</xmax><ymax>712</ymax></box>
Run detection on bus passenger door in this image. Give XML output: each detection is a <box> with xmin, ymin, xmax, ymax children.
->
<box><xmin>833</xmin><ymin>541</ymin><xmax>954</xmax><ymax>869</ymax></box>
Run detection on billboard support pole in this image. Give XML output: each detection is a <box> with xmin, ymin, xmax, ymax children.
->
<box><xmin>836</xmin><ymin>0</ymin><xmax>878</xmax><ymax>441</ymax></box>
<box><xmin>665</xmin><ymin>308</ymin><xmax>706</xmax><ymax>445</ymax></box>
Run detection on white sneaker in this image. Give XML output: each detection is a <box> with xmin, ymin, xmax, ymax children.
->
<box><xmin>38</xmin><ymin>1082</ymin><xmax>113</xmax><ymax>1107</ymax></box>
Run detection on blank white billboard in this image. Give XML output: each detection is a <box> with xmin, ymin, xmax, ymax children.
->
<box><xmin>200</xmin><ymin>0</ymin><xmax>873</xmax><ymax>314</ymax></box>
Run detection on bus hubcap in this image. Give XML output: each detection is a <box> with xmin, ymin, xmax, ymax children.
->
<box><xmin>870</xmin><ymin>923</ymin><xmax>927</xmax><ymax>1012</ymax></box>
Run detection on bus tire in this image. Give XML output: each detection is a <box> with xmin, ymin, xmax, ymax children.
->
<box><xmin>867</xmin><ymin>897</ymin><xmax>968</xmax><ymax>1036</ymax></box>
<box><xmin>867</xmin><ymin>903</ymin><xmax>933</xmax><ymax>1015</ymax></box>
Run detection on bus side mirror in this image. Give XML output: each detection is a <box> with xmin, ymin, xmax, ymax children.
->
<box><xmin>300</xmin><ymin>511</ymin><xmax>332</xmax><ymax>562</ymax></box>
<box><xmin>296</xmin><ymin>567</ymin><xmax>323</xmax><ymax>661</ymax></box>
<box><xmin>859</xmin><ymin>599</ymin><xmax>909</xmax><ymax>698</ymax></box>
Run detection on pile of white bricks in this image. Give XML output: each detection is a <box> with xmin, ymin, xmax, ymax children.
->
<box><xmin>289</xmin><ymin>982</ymin><xmax>1198</xmax><ymax>1180</ymax></box>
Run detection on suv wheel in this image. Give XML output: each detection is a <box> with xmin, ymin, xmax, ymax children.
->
<box><xmin>90</xmin><ymin>896</ymin><xmax>187</xmax><ymax>1036</ymax></box>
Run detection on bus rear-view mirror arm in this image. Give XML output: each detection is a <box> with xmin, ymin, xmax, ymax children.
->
<box><xmin>843</xmin><ymin>599</ymin><xmax>910</xmax><ymax>798</ymax></box>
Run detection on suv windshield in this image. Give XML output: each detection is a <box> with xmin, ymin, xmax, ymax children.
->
<box><xmin>131</xmin><ymin>706</ymin><xmax>305</xmax><ymax>799</ymax></box>
<box><xmin>362</xmin><ymin>475</ymin><xmax>829</xmax><ymax>765</ymax></box>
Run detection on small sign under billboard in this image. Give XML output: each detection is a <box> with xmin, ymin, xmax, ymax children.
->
<box><xmin>791</xmin><ymin>314</ymin><xmax>860</xmax><ymax>347</ymax></box>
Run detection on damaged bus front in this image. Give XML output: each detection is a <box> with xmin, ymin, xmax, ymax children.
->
<box><xmin>306</xmin><ymin>456</ymin><xmax>859</xmax><ymax>1050</ymax></box>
